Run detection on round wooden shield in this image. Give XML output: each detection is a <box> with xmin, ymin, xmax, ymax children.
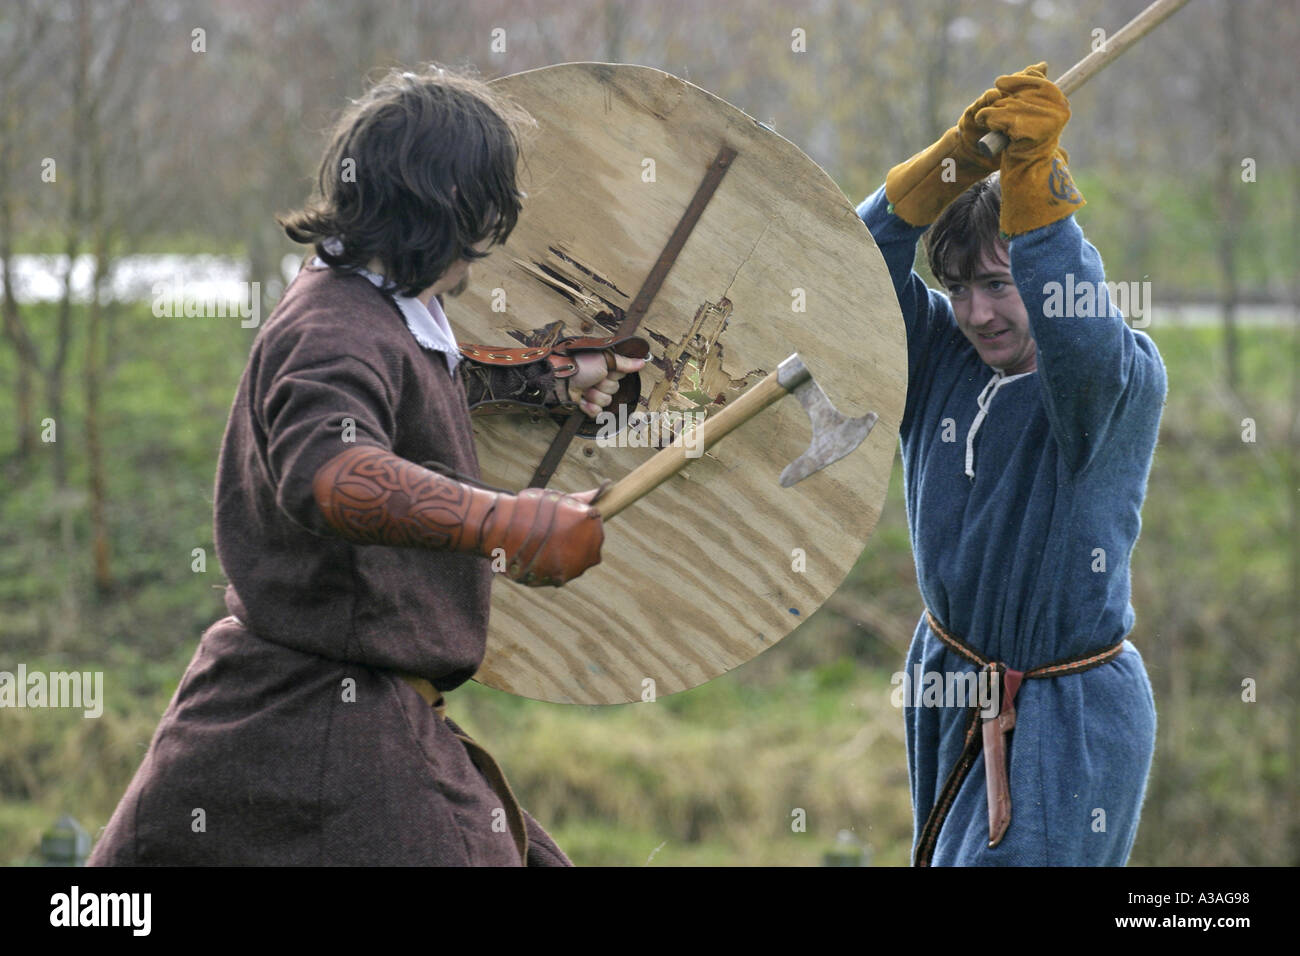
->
<box><xmin>444</xmin><ymin>63</ymin><xmax>905</xmax><ymax>704</ymax></box>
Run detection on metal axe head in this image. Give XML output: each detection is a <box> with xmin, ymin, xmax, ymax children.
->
<box><xmin>776</xmin><ymin>354</ymin><xmax>879</xmax><ymax>487</ymax></box>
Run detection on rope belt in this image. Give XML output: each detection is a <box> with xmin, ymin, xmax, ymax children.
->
<box><xmin>398</xmin><ymin>674</ymin><xmax>530</xmax><ymax>864</ymax></box>
<box><xmin>915</xmin><ymin>610</ymin><xmax>1125</xmax><ymax>867</ymax></box>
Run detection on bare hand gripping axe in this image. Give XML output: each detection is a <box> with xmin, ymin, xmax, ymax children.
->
<box><xmin>594</xmin><ymin>354</ymin><xmax>877</xmax><ymax>519</ymax></box>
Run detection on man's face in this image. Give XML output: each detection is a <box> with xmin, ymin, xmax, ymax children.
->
<box><xmin>944</xmin><ymin>243</ymin><xmax>1037</xmax><ymax>376</ymax></box>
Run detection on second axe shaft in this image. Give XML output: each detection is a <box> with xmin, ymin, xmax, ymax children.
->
<box><xmin>977</xmin><ymin>0</ymin><xmax>1191</xmax><ymax>158</ymax></box>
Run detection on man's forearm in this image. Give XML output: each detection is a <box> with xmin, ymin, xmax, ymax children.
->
<box><xmin>310</xmin><ymin>444</ymin><xmax>604</xmax><ymax>586</ymax></box>
<box><xmin>312</xmin><ymin>444</ymin><xmax>497</xmax><ymax>551</ymax></box>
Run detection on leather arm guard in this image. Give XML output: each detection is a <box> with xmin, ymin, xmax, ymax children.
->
<box><xmin>311</xmin><ymin>445</ymin><xmax>604</xmax><ymax>586</ymax></box>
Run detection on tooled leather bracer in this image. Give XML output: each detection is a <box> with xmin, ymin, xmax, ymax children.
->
<box><xmin>311</xmin><ymin>444</ymin><xmax>603</xmax><ymax>586</ymax></box>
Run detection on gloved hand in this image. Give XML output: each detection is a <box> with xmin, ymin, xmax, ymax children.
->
<box><xmin>975</xmin><ymin>62</ymin><xmax>1086</xmax><ymax>236</ymax></box>
<box><xmin>884</xmin><ymin>84</ymin><xmax>1005</xmax><ymax>227</ymax></box>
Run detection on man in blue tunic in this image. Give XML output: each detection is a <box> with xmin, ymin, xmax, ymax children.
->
<box><xmin>858</xmin><ymin>64</ymin><xmax>1165</xmax><ymax>865</ymax></box>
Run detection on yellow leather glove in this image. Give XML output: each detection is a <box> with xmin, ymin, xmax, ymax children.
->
<box><xmin>975</xmin><ymin>63</ymin><xmax>1086</xmax><ymax>236</ymax></box>
<box><xmin>884</xmin><ymin>85</ymin><xmax>1005</xmax><ymax>227</ymax></box>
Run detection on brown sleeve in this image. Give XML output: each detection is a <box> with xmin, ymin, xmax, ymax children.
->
<box><xmin>257</xmin><ymin>332</ymin><xmax>399</xmax><ymax>536</ymax></box>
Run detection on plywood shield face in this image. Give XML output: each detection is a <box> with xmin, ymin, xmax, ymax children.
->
<box><xmin>444</xmin><ymin>63</ymin><xmax>905</xmax><ymax>704</ymax></box>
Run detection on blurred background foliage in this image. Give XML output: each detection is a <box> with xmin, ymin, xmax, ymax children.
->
<box><xmin>1</xmin><ymin>0</ymin><xmax>1297</xmax><ymax>865</ymax></box>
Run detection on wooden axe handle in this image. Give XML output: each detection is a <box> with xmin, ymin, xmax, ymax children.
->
<box><xmin>977</xmin><ymin>0</ymin><xmax>1190</xmax><ymax>158</ymax></box>
<box><xmin>594</xmin><ymin>360</ymin><xmax>803</xmax><ymax>520</ymax></box>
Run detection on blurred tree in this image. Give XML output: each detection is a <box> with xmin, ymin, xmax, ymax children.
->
<box><xmin>1211</xmin><ymin>1</ymin><xmax>1244</xmax><ymax>391</ymax></box>
<box><xmin>0</xmin><ymin>1</ymin><xmax>53</xmax><ymax>463</ymax></box>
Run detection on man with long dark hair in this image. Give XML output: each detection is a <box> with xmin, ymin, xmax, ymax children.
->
<box><xmin>859</xmin><ymin>64</ymin><xmax>1165</xmax><ymax>865</ymax></box>
<box><xmin>90</xmin><ymin>65</ymin><xmax>639</xmax><ymax>866</ymax></box>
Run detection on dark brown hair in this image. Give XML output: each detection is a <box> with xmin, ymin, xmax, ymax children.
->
<box><xmin>279</xmin><ymin>65</ymin><xmax>535</xmax><ymax>298</ymax></box>
<box><xmin>923</xmin><ymin>174</ymin><xmax>1003</xmax><ymax>284</ymax></box>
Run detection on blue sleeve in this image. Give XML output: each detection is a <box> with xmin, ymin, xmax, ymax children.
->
<box><xmin>1009</xmin><ymin>217</ymin><xmax>1168</xmax><ymax>473</ymax></box>
<box><xmin>856</xmin><ymin>185</ymin><xmax>958</xmax><ymax>438</ymax></box>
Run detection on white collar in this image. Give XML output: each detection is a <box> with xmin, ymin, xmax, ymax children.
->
<box><xmin>315</xmin><ymin>240</ymin><xmax>459</xmax><ymax>372</ymax></box>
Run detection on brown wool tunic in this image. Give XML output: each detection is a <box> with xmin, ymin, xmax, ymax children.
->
<box><xmin>89</xmin><ymin>262</ymin><xmax>569</xmax><ymax>866</ymax></box>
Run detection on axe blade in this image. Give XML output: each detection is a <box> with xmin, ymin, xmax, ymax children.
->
<box><xmin>779</xmin><ymin>374</ymin><xmax>879</xmax><ymax>487</ymax></box>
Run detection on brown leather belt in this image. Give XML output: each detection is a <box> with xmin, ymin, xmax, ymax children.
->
<box><xmin>398</xmin><ymin>674</ymin><xmax>529</xmax><ymax>864</ymax></box>
<box><xmin>915</xmin><ymin>610</ymin><xmax>1125</xmax><ymax>867</ymax></box>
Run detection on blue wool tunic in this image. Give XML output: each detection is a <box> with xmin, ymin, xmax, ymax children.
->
<box><xmin>858</xmin><ymin>185</ymin><xmax>1165</xmax><ymax>865</ymax></box>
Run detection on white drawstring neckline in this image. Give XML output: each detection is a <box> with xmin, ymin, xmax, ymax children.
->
<box><xmin>964</xmin><ymin>369</ymin><xmax>1033</xmax><ymax>479</ymax></box>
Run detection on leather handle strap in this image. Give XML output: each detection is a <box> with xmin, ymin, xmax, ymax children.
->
<box><xmin>460</xmin><ymin>335</ymin><xmax>650</xmax><ymax>460</ymax></box>
<box><xmin>553</xmin><ymin>333</ymin><xmax>651</xmax><ymax>358</ymax></box>
<box><xmin>527</xmin><ymin>336</ymin><xmax>654</xmax><ymax>487</ymax></box>
<box><xmin>460</xmin><ymin>335</ymin><xmax>649</xmax><ymax>375</ymax></box>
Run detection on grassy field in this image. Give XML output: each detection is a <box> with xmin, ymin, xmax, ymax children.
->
<box><xmin>1</xmin><ymin>298</ymin><xmax>1297</xmax><ymax>865</ymax></box>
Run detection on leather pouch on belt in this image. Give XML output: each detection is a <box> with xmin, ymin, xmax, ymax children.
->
<box><xmin>982</xmin><ymin>666</ymin><xmax>1023</xmax><ymax>848</ymax></box>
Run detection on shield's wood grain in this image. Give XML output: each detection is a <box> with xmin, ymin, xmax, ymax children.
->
<box><xmin>444</xmin><ymin>63</ymin><xmax>905</xmax><ymax>704</ymax></box>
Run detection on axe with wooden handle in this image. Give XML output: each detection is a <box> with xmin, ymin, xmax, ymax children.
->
<box><xmin>593</xmin><ymin>354</ymin><xmax>877</xmax><ymax>519</ymax></box>
<box><xmin>976</xmin><ymin>0</ymin><xmax>1191</xmax><ymax>158</ymax></box>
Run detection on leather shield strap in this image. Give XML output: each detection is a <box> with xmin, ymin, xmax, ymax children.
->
<box><xmin>913</xmin><ymin>610</ymin><xmax>1125</xmax><ymax>867</ymax></box>
<box><xmin>456</xmin><ymin>344</ymin><xmax>579</xmax><ymax>384</ymax></box>
<box><xmin>527</xmin><ymin>335</ymin><xmax>652</xmax><ymax>485</ymax></box>
<box><xmin>459</xmin><ymin>344</ymin><xmax>552</xmax><ymax>364</ymax></box>
<box><xmin>554</xmin><ymin>334</ymin><xmax>651</xmax><ymax>438</ymax></box>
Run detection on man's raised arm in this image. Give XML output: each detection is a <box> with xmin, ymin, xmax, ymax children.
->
<box><xmin>982</xmin><ymin>66</ymin><xmax>1168</xmax><ymax>472</ymax></box>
